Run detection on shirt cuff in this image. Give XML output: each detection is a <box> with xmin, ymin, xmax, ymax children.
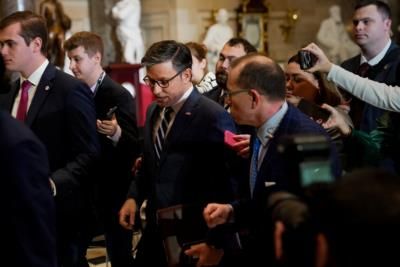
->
<box><xmin>107</xmin><ymin>125</ymin><xmax>121</xmax><ymax>145</ymax></box>
<box><xmin>49</xmin><ymin>178</ymin><xmax>56</xmax><ymax>197</ymax></box>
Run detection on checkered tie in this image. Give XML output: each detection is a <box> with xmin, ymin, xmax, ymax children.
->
<box><xmin>154</xmin><ymin>107</ymin><xmax>173</xmax><ymax>159</ymax></box>
<box><xmin>16</xmin><ymin>80</ymin><xmax>32</xmax><ymax>121</ymax></box>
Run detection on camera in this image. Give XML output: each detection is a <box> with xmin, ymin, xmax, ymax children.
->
<box><xmin>277</xmin><ymin>134</ymin><xmax>334</xmax><ymax>191</ymax></box>
<box><xmin>298</xmin><ymin>50</ymin><xmax>317</xmax><ymax>70</ymax></box>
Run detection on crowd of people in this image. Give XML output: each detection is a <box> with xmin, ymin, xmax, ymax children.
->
<box><xmin>1</xmin><ymin>1</ymin><xmax>400</xmax><ymax>267</ymax></box>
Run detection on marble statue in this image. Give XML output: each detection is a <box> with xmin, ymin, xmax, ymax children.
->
<box><xmin>316</xmin><ymin>5</ymin><xmax>359</xmax><ymax>64</ymax></box>
<box><xmin>203</xmin><ymin>8</ymin><xmax>233</xmax><ymax>71</ymax></box>
<box><xmin>112</xmin><ymin>0</ymin><xmax>144</xmax><ymax>64</ymax></box>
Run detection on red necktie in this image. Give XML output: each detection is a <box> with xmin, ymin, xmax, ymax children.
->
<box><xmin>357</xmin><ymin>62</ymin><xmax>370</xmax><ymax>77</ymax></box>
<box><xmin>16</xmin><ymin>80</ymin><xmax>32</xmax><ymax>121</ymax></box>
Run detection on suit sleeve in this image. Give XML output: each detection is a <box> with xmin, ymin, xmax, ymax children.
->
<box><xmin>5</xmin><ymin>129</ymin><xmax>57</xmax><ymax>267</ymax></box>
<box><xmin>51</xmin><ymin>82</ymin><xmax>100</xmax><ymax>195</ymax></box>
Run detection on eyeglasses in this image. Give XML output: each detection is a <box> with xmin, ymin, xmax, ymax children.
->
<box><xmin>143</xmin><ymin>68</ymin><xmax>187</xmax><ymax>89</ymax></box>
<box><xmin>223</xmin><ymin>89</ymin><xmax>249</xmax><ymax>99</ymax></box>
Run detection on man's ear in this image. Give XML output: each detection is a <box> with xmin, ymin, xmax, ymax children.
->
<box><xmin>94</xmin><ymin>51</ymin><xmax>102</xmax><ymax>64</ymax></box>
<box><xmin>315</xmin><ymin>233</ymin><xmax>329</xmax><ymax>267</ymax></box>
<box><xmin>183</xmin><ymin>68</ymin><xmax>192</xmax><ymax>82</ymax></box>
<box><xmin>249</xmin><ymin>89</ymin><xmax>258</xmax><ymax>109</ymax></box>
<box><xmin>30</xmin><ymin>37</ymin><xmax>43</xmax><ymax>54</ymax></box>
<box><xmin>274</xmin><ymin>220</ymin><xmax>285</xmax><ymax>261</ymax></box>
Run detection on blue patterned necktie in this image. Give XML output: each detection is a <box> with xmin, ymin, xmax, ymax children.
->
<box><xmin>154</xmin><ymin>107</ymin><xmax>173</xmax><ymax>160</ymax></box>
<box><xmin>250</xmin><ymin>137</ymin><xmax>261</xmax><ymax>197</ymax></box>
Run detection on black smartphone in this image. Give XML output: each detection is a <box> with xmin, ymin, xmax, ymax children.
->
<box><xmin>298</xmin><ymin>50</ymin><xmax>317</xmax><ymax>70</ymax></box>
<box><xmin>105</xmin><ymin>106</ymin><xmax>118</xmax><ymax>120</ymax></box>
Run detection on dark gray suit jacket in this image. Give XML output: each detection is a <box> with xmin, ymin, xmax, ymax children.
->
<box><xmin>0</xmin><ymin>110</ymin><xmax>57</xmax><ymax>267</ymax></box>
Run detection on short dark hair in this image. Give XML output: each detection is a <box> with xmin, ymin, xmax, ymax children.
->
<box><xmin>231</xmin><ymin>53</ymin><xmax>286</xmax><ymax>101</ymax></box>
<box><xmin>142</xmin><ymin>40</ymin><xmax>192</xmax><ymax>72</ymax></box>
<box><xmin>225</xmin><ymin>37</ymin><xmax>257</xmax><ymax>54</ymax></box>
<box><xmin>64</xmin><ymin>31</ymin><xmax>104</xmax><ymax>59</ymax></box>
<box><xmin>0</xmin><ymin>11</ymin><xmax>48</xmax><ymax>55</ymax></box>
<box><xmin>355</xmin><ymin>0</ymin><xmax>391</xmax><ymax>19</ymax></box>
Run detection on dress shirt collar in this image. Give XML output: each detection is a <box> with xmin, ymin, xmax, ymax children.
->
<box><xmin>256</xmin><ymin>101</ymin><xmax>288</xmax><ymax>146</ymax></box>
<box><xmin>360</xmin><ymin>40</ymin><xmax>391</xmax><ymax>66</ymax></box>
<box><xmin>169</xmin><ymin>86</ymin><xmax>193</xmax><ymax>114</ymax></box>
<box><xmin>20</xmin><ymin>59</ymin><xmax>49</xmax><ymax>86</ymax></box>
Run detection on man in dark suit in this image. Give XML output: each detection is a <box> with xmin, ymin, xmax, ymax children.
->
<box><xmin>339</xmin><ymin>0</ymin><xmax>400</xmax><ymax>171</ymax></box>
<box><xmin>204</xmin><ymin>37</ymin><xmax>257</xmax><ymax>106</ymax></box>
<box><xmin>118</xmin><ymin>40</ymin><xmax>241</xmax><ymax>267</ymax></box>
<box><xmin>0</xmin><ymin>11</ymin><xmax>99</xmax><ymax>267</ymax></box>
<box><xmin>64</xmin><ymin>31</ymin><xmax>141</xmax><ymax>267</ymax></box>
<box><xmin>0</xmin><ymin>110</ymin><xmax>57</xmax><ymax>267</ymax></box>
<box><xmin>202</xmin><ymin>53</ymin><xmax>341</xmax><ymax>266</ymax></box>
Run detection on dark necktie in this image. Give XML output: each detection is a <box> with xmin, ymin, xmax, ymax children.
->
<box><xmin>16</xmin><ymin>80</ymin><xmax>32</xmax><ymax>121</ymax></box>
<box><xmin>154</xmin><ymin>107</ymin><xmax>173</xmax><ymax>159</ymax></box>
<box><xmin>358</xmin><ymin>62</ymin><xmax>370</xmax><ymax>77</ymax></box>
<box><xmin>249</xmin><ymin>137</ymin><xmax>261</xmax><ymax>197</ymax></box>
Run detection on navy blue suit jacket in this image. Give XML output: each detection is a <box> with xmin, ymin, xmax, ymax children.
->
<box><xmin>0</xmin><ymin>111</ymin><xmax>56</xmax><ymax>267</ymax></box>
<box><xmin>129</xmin><ymin>88</ymin><xmax>239</xmax><ymax>217</ymax></box>
<box><xmin>127</xmin><ymin>88</ymin><xmax>243</xmax><ymax>266</ymax></box>
<box><xmin>232</xmin><ymin>104</ymin><xmax>341</xmax><ymax>266</ymax></box>
<box><xmin>0</xmin><ymin>64</ymin><xmax>99</xmax><ymax>226</ymax></box>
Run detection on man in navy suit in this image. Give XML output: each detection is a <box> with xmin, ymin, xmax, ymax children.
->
<box><xmin>0</xmin><ymin>110</ymin><xmax>57</xmax><ymax>267</ymax></box>
<box><xmin>64</xmin><ymin>31</ymin><xmax>141</xmax><ymax>267</ymax></box>
<box><xmin>118</xmin><ymin>40</ymin><xmax>242</xmax><ymax>267</ymax></box>
<box><xmin>339</xmin><ymin>0</ymin><xmax>400</xmax><ymax>171</ymax></box>
<box><xmin>202</xmin><ymin>53</ymin><xmax>341</xmax><ymax>266</ymax></box>
<box><xmin>0</xmin><ymin>11</ymin><xmax>99</xmax><ymax>267</ymax></box>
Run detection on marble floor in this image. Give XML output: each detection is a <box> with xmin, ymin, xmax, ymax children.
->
<box><xmin>87</xmin><ymin>246</ymin><xmax>109</xmax><ymax>267</ymax></box>
<box><xmin>86</xmin><ymin>232</ymin><xmax>141</xmax><ymax>267</ymax></box>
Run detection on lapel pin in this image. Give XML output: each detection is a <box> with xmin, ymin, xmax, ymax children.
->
<box><xmin>185</xmin><ymin>112</ymin><xmax>191</xmax><ymax>116</ymax></box>
<box><xmin>45</xmin><ymin>85</ymin><xmax>50</xmax><ymax>91</ymax></box>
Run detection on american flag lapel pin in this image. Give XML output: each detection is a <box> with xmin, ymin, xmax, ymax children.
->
<box><xmin>45</xmin><ymin>85</ymin><xmax>50</xmax><ymax>91</ymax></box>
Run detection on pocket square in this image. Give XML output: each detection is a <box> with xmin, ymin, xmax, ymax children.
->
<box><xmin>264</xmin><ymin>181</ymin><xmax>276</xmax><ymax>187</ymax></box>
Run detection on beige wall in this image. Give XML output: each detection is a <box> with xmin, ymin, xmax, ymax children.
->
<box><xmin>54</xmin><ymin>0</ymin><xmax>399</xmax><ymax>64</ymax></box>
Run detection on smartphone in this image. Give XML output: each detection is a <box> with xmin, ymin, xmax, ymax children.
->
<box><xmin>298</xmin><ymin>50</ymin><xmax>317</xmax><ymax>70</ymax></box>
<box><xmin>224</xmin><ymin>130</ymin><xmax>236</xmax><ymax>149</ymax></box>
<box><xmin>105</xmin><ymin>106</ymin><xmax>118</xmax><ymax>120</ymax></box>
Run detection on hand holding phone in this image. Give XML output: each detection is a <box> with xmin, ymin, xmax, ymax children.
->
<box><xmin>224</xmin><ymin>130</ymin><xmax>236</xmax><ymax>149</ymax></box>
<box><xmin>105</xmin><ymin>106</ymin><xmax>118</xmax><ymax>120</ymax></box>
<box><xmin>224</xmin><ymin>131</ymin><xmax>251</xmax><ymax>158</ymax></box>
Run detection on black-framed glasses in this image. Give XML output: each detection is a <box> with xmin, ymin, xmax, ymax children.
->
<box><xmin>223</xmin><ymin>89</ymin><xmax>249</xmax><ymax>99</ymax></box>
<box><xmin>143</xmin><ymin>68</ymin><xmax>187</xmax><ymax>89</ymax></box>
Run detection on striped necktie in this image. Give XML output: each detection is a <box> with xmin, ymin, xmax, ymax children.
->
<box><xmin>154</xmin><ymin>107</ymin><xmax>173</xmax><ymax>159</ymax></box>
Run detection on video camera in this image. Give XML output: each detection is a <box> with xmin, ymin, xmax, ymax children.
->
<box><xmin>277</xmin><ymin>133</ymin><xmax>334</xmax><ymax>192</ymax></box>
